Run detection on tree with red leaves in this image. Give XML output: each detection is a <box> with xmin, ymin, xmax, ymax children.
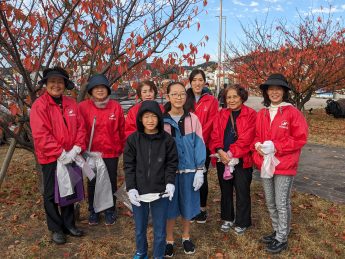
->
<box><xmin>225</xmin><ymin>9</ymin><xmax>345</xmax><ymax>110</ymax></box>
<box><xmin>0</xmin><ymin>0</ymin><xmax>209</xmax><ymax>153</ymax></box>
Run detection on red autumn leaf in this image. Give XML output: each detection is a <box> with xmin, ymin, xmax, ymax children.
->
<box><xmin>9</xmin><ymin>103</ymin><xmax>20</xmax><ymax>116</ymax></box>
<box><xmin>112</xmin><ymin>82</ymin><xmax>119</xmax><ymax>90</ymax></box>
<box><xmin>142</xmin><ymin>70</ymin><xmax>151</xmax><ymax>77</ymax></box>
<box><xmin>197</xmin><ymin>22</ymin><xmax>200</xmax><ymax>31</ymax></box>
<box><xmin>203</xmin><ymin>0</ymin><xmax>208</xmax><ymax>6</ymax></box>
<box><xmin>100</xmin><ymin>22</ymin><xmax>107</xmax><ymax>34</ymax></box>
<box><xmin>94</xmin><ymin>11</ymin><xmax>102</xmax><ymax>20</ymax></box>
<box><xmin>137</xmin><ymin>35</ymin><xmax>144</xmax><ymax>46</ymax></box>
<box><xmin>178</xmin><ymin>43</ymin><xmax>184</xmax><ymax>52</ymax></box>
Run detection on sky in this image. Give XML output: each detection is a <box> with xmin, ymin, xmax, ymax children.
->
<box><xmin>179</xmin><ymin>0</ymin><xmax>345</xmax><ymax>63</ymax></box>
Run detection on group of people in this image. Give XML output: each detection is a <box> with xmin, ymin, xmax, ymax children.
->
<box><xmin>30</xmin><ymin>67</ymin><xmax>308</xmax><ymax>259</ymax></box>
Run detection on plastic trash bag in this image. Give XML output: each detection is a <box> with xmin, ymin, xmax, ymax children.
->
<box><xmin>261</xmin><ymin>153</ymin><xmax>280</xmax><ymax>178</ymax></box>
<box><xmin>115</xmin><ymin>182</ymin><xmax>132</xmax><ymax>212</ymax></box>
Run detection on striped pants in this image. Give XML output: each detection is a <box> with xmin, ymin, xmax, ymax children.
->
<box><xmin>262</xmin><ymin>175</ymin><xmax>294</xmax><ymax>242</ymax></box>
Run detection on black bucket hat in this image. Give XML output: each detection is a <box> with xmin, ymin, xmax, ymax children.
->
<box><xmin>260</xmin><ymin>73</ymin><xmax>291</xmax><ymax>91</ymax></box>
<box><xmin>38</xmin><ymin>67</ymin><xmax>75</xmax><ymax>90</ymax></box>
<box><xmin>87</xmin><ymin>74</ymin><xmax>111</xmax><ymax>96</ymax></box>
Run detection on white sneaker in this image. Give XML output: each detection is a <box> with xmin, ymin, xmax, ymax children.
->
<box><xmin>220</xmin><ymin>221</ymin><xmax>234</xmax><ymax>232</ymax></box>
<box><xmin>234</xmin><ymin>226</ymin><xmax>247</xmax><ymax>235</ymax></box>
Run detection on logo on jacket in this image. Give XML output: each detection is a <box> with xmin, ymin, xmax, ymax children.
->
<box><xmin>279</xmin><ymin>120</ymin><xmax>289</xmax><ymax>129</ymax></box>
<box><xmin>109</xmin><ymin>114</ymin><xmax>116</xmax><ymax>120</ymax></box>
<box><xmin>66</xmin><ymin>109</ymin><xmax>76</xmax><ymax>116</ymax></box>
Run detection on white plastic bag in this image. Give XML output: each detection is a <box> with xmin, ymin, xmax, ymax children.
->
<box><xmin>56</xmin><ymin>161</ymin><xmax>73</xmax><ymax>197</ymax></box>
<box><xmin>261</xmin><ymin>153</ymin><xmax>280</xmax><ymax>178</ymax></box>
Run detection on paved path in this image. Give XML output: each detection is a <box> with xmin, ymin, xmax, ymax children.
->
<box><xmin>254</xmin><ymin>143</ymin><xmax>345</xmax><ymax>204</ymax></box>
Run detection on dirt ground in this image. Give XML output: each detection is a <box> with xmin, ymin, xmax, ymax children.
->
<box><xmin>0</xmin><ymin>108</ymin><xmax>345</xmax><ymax>258</ymax></box>
<box><xmin>0</xmin><ymin>147</ymin><xmax>345</xmax><ymax>258</ymax></box>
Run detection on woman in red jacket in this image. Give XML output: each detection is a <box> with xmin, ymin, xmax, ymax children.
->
<box><xmin>125</xmin><ymin>80</ymin><xmax>162</xmax><ymax>138</ymax></box>
<box><xmin>30</xmin><ymin>67</ymin><xmax>86</xmax><ymax>244</ymax></box>
<box><xmin>185</xmin><ymin>69</ymin><xmax>219</xmax><ymax>223</ymax></box>
<box><xmin>78</xmin><ymin>74</ymin><xmax>125</xmax><ymax>226</ymax></box>
<box><xmin>253</xmin><ymin>74</ymin><xmax>308</xmax><ymax>254</ymax></box>
<box><xmin>210</xmin><ymin>85</ymin><xmax>256</xmax><ymax>235</ymax></box>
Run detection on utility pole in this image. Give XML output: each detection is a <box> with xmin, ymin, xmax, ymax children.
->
<box><xmin>223</xmin><ymin>16</ymin><xmax>227</xmax><ymax>84</ymax></box>
<box><xmin>216</xmin><ymin>0</ymin><xmax>222</xmax><ymax>97</ymax></box>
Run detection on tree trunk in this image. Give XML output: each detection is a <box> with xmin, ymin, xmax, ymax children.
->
<box><xmin>0</xmin><ymin>138</ymin><xmax>17</xmax><ymax>188</ymax></box>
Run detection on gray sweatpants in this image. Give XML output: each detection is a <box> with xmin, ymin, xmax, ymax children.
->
<box><xmin>262</xmin><ymin>175</ymin><xmax>294</xmax><ymax>243</ymax></box>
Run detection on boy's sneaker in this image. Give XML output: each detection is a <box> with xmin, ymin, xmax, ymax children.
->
<box><xmin>234</xmin><ymin>226</ymin><xmax>247</xmax><ymax>235</ymax></box>
<box><xmin>265</xmin><ymin>239</ymin><xmax>288</xmax><ymax>254</ymax></box>
<box><xmin>192</xmin><ymin>211</ymin><xmax>208</xmax><ymax>223</ymax></box>
<box><xmin>220</xmin><ymin>220</ymin><xmax>234</xmax><ymax>232</ymax></box>
<box><xmin>105</xmin><ymin>211</ymin><xmax>116</xmax><ymax>226</ymax></box>
<box><xmin>182</xmin><ymin>239</ymin><xmax>195</xmax><ymax>255</ymax></box>
<box><xmin>133</xmin><ymin>252</ymin><xmax>148</xmax><ymax>259</ymax></box>
<box><xmin>88</xmin><ymin>212</ymin><xmax>99</xmax><ymax>225</ymax></box>
<box><xmin>165</xmin><ymin>243</ymin><xmax>174</xmax><ymax>257</ymax></box>
<box><xmin>261</xmin><ymin>231</ymin><xmax>276</xmax><ymax>244</ymax></box>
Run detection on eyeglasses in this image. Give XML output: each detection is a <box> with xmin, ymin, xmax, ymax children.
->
<box><xmin>169</xmin><ymin>93</ymin><xmax>187</xmax><ymax>98</ymax></box>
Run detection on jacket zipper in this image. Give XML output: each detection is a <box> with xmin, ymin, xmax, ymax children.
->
<box><xmin>147</xmin><ymin>140</ymin><xmax>152</xmax><ymax>179</ymax></box>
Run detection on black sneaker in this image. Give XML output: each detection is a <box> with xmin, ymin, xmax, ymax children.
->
<box><xmin>165</xmin><ymin>243</ymin><xmax>174</xmax><ymax>257</ymax></box>
<box><xmin>105</xmin><ymin>211</ymin><xmax>116</xmax><ymax>226</ymax></box>
<box><xmin>266</xmin><ymin>239</ymin><xmax>288</xmax><ymax>254</ymax></box>
<box><xmin>182</xmin><ymin>239</ymin><xmax>195</xmax><ymax>255</ymax></box>
<box><xmin>192</xmin><ymin>211</ymin><xmax>208</xmax><ymax>224</ymax></box>
<box><xmin>261</xmin><ymin>231</ymin><xmax>276</xmax><ymax>244</ymax></box>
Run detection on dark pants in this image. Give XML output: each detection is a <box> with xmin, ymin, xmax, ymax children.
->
<box><xmin>87</xmin><ymin>157</ymin><xmax>118</xmax><ymax>213</ymax></box>
<box><xmin>41</xmin><ymin>161</ymin><xmax>75</xmax><ymax>232</ymax></box>
<box><xmin>216</xmin><ymin>162</ymin><xmax>252</xmax><ymax>228</ymax></box>
<box><xmin>132</xmin><ymin>198</ymin><xmax>169</xmax><ymax>258</ymax></box>
<box><xmin>199</xmin><ymin>148</ymin><xmax>210</xmax><ymax>208</ymax></box>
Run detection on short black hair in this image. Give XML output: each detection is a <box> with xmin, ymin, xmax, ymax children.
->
<box><xmin>136</xmin><ymin>80</ymin><xmax>158</xmax><ymax>99</ymax></box>
<box><xmin>223</xmin><ymin>84</ymin><xmax>248</xmax><ymax>104</ymax></box>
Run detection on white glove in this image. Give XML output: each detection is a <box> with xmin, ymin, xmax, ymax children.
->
<box><xmin>193</xmin><ymin>169</ymin><xmax>204</xmax><ymax>191</ymax></box>
<box><xmin>228</xmin><ymin>158</ymin><xmax>239</xmax><ymax>173</ymax></box>
<box><xmin>67</xmin><ymin>145</ymin><xmax>82</xmax><ymax>161</ymax></box>
<box><xmin>162</xmin><ymin>183</ymin><xmax>175</xmax><ymax>201</ymax></box>
<box><xmin>261</xmin><ymin>141</ymin><xmax>275</xmax><ymax>155</ymax></box>
<box><xmin>128</xmin><ymin>189</ymin><xmax>141</xmax><ymax>207</ymax></box>
<box><xmin>58</xmin><ymin>150</ymin><xmax>73</xmax><ymax>165</ymax></box>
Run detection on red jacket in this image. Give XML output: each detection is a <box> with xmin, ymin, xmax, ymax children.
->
<box><xmin>193</xmin><ymin>93</ymin><xmax>219</xmax><ymax>148</ymax></box>
<box><xmin>125</xmin><ymin>102</ymin><xmax>164</xmax><ymax>139</ymax></box>
<box><xmin>252</xmin><ymin>105</ymin><xmax>308</xmax><ymax>176</ymax></box>
<box><xmin>210</xmin><ymin>105</ymin><xmax>257</xmax><ymax>168</ymax></box>
<box><xmin>30</xmin><ymin>92</ymin><xmax>86</xmax><ymax>164</ymax></box>
<box><xmin>78</xmin><ymin>99</ymin><xmax>125</xmax><ymax>158</ymax></box>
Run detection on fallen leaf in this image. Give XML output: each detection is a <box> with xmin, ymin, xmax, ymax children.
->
<box><xmin>215</xmin><ymin>252</ymin><xmax>224</xmax><ymax>258</ymax></box>
<box><xmin>30</xmin><ymin>213</ymin><xmax>37</xmax><ymax>219</ymax></box>
<box><xmin>318</xmin><ymin>212</ymin><xmax>327</xmax><ymax>219</ymax></box>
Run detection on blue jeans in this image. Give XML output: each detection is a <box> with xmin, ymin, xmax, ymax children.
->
<box><xmin>132</xmin><ymin>197</ymin><xmax>169</xmax><ymax>258</ymax></box>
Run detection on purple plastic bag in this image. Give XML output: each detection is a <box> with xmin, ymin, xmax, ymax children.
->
<box><xmin>54</xmin><ymin>164</ymin><xmax>84</xmax><ymax>207</ymax></box>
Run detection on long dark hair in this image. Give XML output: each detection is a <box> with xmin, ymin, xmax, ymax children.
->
<box><xmin>185</xmin><ymin>69</ymin><xmax>206</xmax><ymax>112</ymax></box>
<box><xmin>164</xmin><ymin>81</ymin><xmax>187</xmax><ymax>113</ymax></box>
<box><xmin>262</xmin><ymin>87</ymin><xmax>293</xmax><ymax>107</ymax></box>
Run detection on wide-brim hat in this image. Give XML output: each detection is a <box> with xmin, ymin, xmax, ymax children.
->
<box><xmin>38</xmin><ymin>69</ymin><xmax>75</xmax><ymax>90</ymax></box>
<box><xmin>87</xmin><ymin>74</ymin><xmax>111</xmax><ymax>96</ymax></box>
<box><xmin>260</xmin><ymin>73</ymin><xmax>291</xmax><ymax>91</ymax></box>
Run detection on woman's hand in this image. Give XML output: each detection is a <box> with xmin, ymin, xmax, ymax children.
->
<box><xmin>255</xmin><ymin>142</ymin><xmax>265</xmax><ymax>156</ymax></box>
<box><xmin>217</xmin><ymin>149</ymin><xmax>230</xmax><ymax>165</ymax></box>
